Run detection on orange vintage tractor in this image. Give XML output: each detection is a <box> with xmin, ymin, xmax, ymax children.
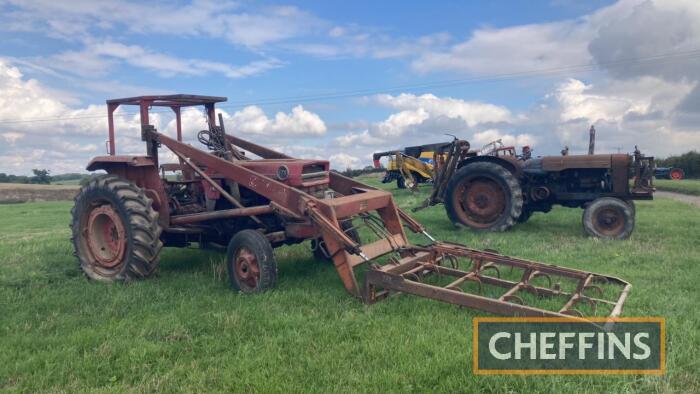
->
<box><xmin>71</xmin><ymin>94</ymin><xmax>632</xmax><ymax>320</ymax></box>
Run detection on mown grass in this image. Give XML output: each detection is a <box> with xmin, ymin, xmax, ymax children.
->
<box><xmin>1</xmin><ymin>178</ymin><xmax>699</xmax><ymax>393</ymax></box>
<box><xmin>655</xmin><ymin>179</ymin><xmax>700</xmax><ymax>196</ymax></box>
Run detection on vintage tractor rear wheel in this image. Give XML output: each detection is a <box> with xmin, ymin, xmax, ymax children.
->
<box><xmin>226</xmin><ymin>230</ymin><xmax>277</xmax><ymax>293</ymax></box>
<box><xmin>444</xmin><ymin>162</ymin><xmax>523</xmax><ymax>232</ymax></box>
<box><xmin>582</xmin><ymin>197</ymin><xmax>635</xmax><ymax>240</ymax></box>
<box><xmin>312</xmin><ymin>220</ymin><xmax>360</xmax><ymax>262</ymax></box>
<box><xmin>71</xmin><ymin>174</ymin><xmax>163</xmax><ymax>281</ymax></box>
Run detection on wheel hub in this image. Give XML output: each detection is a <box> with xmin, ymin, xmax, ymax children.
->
<box><xmin>85</xmin><ymin>204</ymin><xmax>126</xmax><ymax>268</ymax></box>
<box><xmin>593</xmin><ymin>207</ymin><xmax>624</xmax><ymax>236</ymax></box>
<box><xmin>235</xmin><ymin>247</ymin><xmax>260</xmax><ymax>289</ymax></box>
<box><xmin>456</xmin><ymin>178</ymin><xmax>506</xmax><ymax>227</ymax></box>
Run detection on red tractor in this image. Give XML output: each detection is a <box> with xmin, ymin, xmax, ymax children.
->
<box><xmin>70</xmin><ymin>95</ymin><xmax>632</xmax><ymax>320</ymax></box>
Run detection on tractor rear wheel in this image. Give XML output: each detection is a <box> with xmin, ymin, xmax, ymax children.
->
<box><xmin>71</xmin><ymin>174</ymin><xmax>163</xmax><ymax>281</ymax></box>
<box><xmin>226</xmin><ymin>230</ymin><xmax>277</xmax><ymax>293</ymax></box>
<box><xmin>444</xmin><ymin>162</ymin><xmax>523</xmax><ymax>232</ymax></box>
<box><xmin>582</xmin><ymin>197</ymin><xmax>635</xmax><ymax>240</ymax></box>
<box><xmin>312</xmin><ymin>220</ymin><xmax>360</xmax><ymax>262</ymax></box>
<box><xmin>670</xmin><ymin>168</ymin><xmax>685</xmax><ymax>180</ymax></box>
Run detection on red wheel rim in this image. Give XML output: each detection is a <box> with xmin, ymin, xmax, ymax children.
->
<box><xmin>454</xmin><ymin>177</ymin><xmax>506</xmax><ymax>229</ymax></box>
<box><xmin>235</xmin><ymin>247</ymin><xmax>260</xmax><ymax>290</ymax></box>
<box><xmin>670</xmin><ymin>169</ymin><xmax>683</xmax><ymax>180</ymax></box>
<box><xmin>592</xmin><ymin>206</ymin><xmax>625</xmax><ymax>237</ymax></box>
<box><xmin>85</xmin><ymin>204</ymin><xmax>126</xmax><ymax>268</ymax></box>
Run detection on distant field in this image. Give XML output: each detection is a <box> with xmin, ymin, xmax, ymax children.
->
<box><xmin>0</xmin><ymin>183</ymin><xmax>78</xmax><ymax>204</ymax></box>
<box><xmin>655</xmin><ymin>178</ymin><xmax>700</xmax><ymax>196</ymax></box>
<box><xmin>1</xmin><ymin>177</ymin><xmax>699</xmax><ymax>392</ymax></box>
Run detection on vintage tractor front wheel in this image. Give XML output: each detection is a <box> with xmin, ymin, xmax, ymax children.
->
<box><xmin>71</xmin><ymin>174</ymin><xmax>163</xmax><ymax>281</ymax></box>
<box><xmin>311</xmin><ymin>220</ymin><xmax>360</xmax><ymax>262</ymax></box>
<box><xmin>226</xmin><ymin>230</ymin><xmax>277</xmax><ymax>293</ymax></box>
<box><xmin>582</xmin><ymin>197</ymin><xmax>635</xmax><ymax>240</ymax></box>
<box><xmin>444</xmin><ymin>162</ymin><xmax>523</xmax><ymax>232</ymax></box>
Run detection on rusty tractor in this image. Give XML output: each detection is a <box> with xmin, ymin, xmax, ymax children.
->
<box><xmin>416</xmin><ymin>139</ymin><xmax>655</xmax><ymax>239</ymax></box>
<box><xmin>71</xmin><ymin>95</ymin><xmax>632</xmax><ymax>320</ymax></box>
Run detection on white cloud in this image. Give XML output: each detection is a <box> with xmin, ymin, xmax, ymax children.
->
<box><xmin>0</xmin><ymin>1</ymin><xmax>322</xmax><ymax>48</ymax></box>
<box><xmin>335</xmin><ymin>129</ymin><xmax>384</xmax><ymax>147</ymax></box>
<box><xmin>221</xmin><ymin>6</ymin><xmax>322</xmax><ymax>47</ymax></box>
<box><xmin>374</xmin><ymin>93</ymin><xmax>512</xmax><ymax>128</ymax></box>
<box><xmin>329</xmin><ymin>153</ymin><xmax>361</xmax><ymax>170</ymax></box>
<box><xmin>412</xmin><ymin>20</ymin><xmax>592</xmax><ymax>75</ymax></box>
<box><xmin>588</xmin><ymin>0</ymin><xmax>700</xmax><ymax>81</ymax></box>
<box><xmin>471</xmin><ymin>129</ymin><xmax>536</xmax><ymax>149</ymax></box>
<box><xmin>225</xmin><ymin>105</ymin><xmax>327</xmax><ymax>136</ymax></box>
<box><xmin>1</xmin><ymin>132</ymin><xmax>23</xmax><ymax>144</ymax></box>
<box><xmin>335</xmin><ymin>93</ymin><xmax>513</xmax><ymax>146</ymax></box>
<box><xmin>289</xmin><ymin>30</ymin><xmax>452</xmax><ymax>60</ymax></box>
<box><xmin>411</xmin><ymin>0</ymin><xmax>700</xmax><ymax>83</ymax></box>
<box><xmin>58</xmin><ymin>41</ymin><xmax>283</xmax><ymax>79</ymax></box>
<box><xmin>0</xmin><ymin>59</ymin><xmax>153</xmax><ymax>173</ymax></box>
<box><xmin>375</xmin><ymin>109</ymin><xmax>430</xmax><ymax>137</ymax></box>
<box><xmin>554</xmin><ymin>77</ymin><xmax>694</xmax><ymax>124</ymax></box>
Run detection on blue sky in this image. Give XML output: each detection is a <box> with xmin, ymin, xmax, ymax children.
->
<box><xmin>1</xmin><ymin>0</ymin><xmax>699</xmax><ymax>174</ymax></box>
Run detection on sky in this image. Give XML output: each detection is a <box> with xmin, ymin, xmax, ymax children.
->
<box><xmin>1</xmin><ymin>0</ymin><xmax>700</xmax><ymax>175</ymax></box>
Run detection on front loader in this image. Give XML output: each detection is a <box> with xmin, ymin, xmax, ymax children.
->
<box><xmin>71</xmin><ymin>95</ymin><xmax>632</xmax><ymax>320</ymax></box>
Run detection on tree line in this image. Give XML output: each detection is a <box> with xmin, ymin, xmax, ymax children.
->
<box><xmin>0</xmin><ymin>169</ymin><xmax>54</xmax><ymax>184</ymax></box>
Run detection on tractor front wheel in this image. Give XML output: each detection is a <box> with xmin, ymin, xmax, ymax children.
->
<box><xmin>71</xmin><ymin>174</ymin><xmax>163</xmax><ymax>281</ymax></box>
<box><xmin>582</xmin><ymin>197</ymin><xmax>635</xmax><ymax>240</ymax></box>
<box><xmin>226</xmin><ymin>230</ymin><xmax>277</xmax><ymax>293</ymax></box>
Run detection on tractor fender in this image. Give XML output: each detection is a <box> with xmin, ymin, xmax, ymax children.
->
<box><xmin>86</xmin><ymin>155</ymin><xmax>170</xmax><ymax>227</ymax></box>
<box><xmin>457</xmin><ymin>155</ymin><xmax>522</xmax><ymax>178</ymax></box>
<box><xmin>86</xmin><ymin>155</ymin><xmax>157</xmax><ymax>171</ymax></box>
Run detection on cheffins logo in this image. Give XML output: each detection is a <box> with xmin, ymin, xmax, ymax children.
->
<box><xmin>473</xmin><ymin>317</ymin><xmax>665</xmax><ymax>375</ymax></box>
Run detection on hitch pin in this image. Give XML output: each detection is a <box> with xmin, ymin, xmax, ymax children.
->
<box><xmin>359</xmin><ymin>252</ymin><xmax>370</xmax><ymax>262</ymax></box>
<box><xmin>422</xmin><ymin>231</ymin><xmax>436</xmax><ymax>243</ymax></box>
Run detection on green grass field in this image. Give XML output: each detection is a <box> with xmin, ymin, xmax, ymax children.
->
<box><xmin>1</xmin><ymin>178</ymin><xmax>699</xmax><ymax>393</ymax></box>
<box><xmin>655</xmin><ymin>179</ymin><xmax>700</xmax><ymax>196</ymax></box>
